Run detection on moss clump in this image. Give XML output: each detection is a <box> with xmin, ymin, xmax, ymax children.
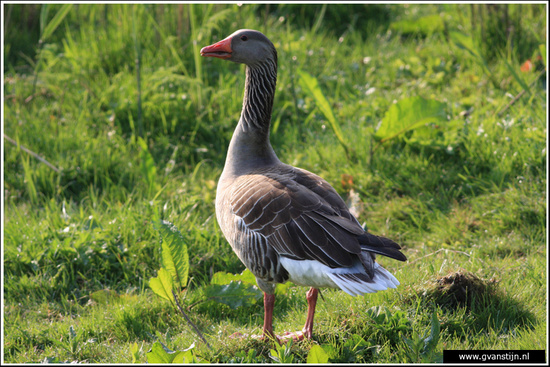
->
<box><xmin>423</xmin><ymin>269</ymin><xmax>498</xmax><ymax>310</ymax></box>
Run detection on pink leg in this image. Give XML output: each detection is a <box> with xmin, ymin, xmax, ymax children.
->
<box><xmin>262</xmin><ymin>293</ymin><xmax>277</xmax><ymax>340</ymax></box>
<box><xmin>238</xmin><ymin>289</ymin><xmax>319</xmax><ymax>344</ymax></box>
<box><xmin>302</xmin><ymin>287</ymin><xmax>318</xmax><ymax>339</ymax></box>
<box><xmin>230</xmin><ymin>293</ymin><xmax>279</xmax><ymax>343</ymax></box>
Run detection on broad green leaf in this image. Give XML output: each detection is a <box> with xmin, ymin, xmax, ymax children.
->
<box><xmin>298</xmin><ymin>70</ymin><xmax>348</xmax><ymax>151</ymax></box>
<box><xmin>204</xmin><ymin>281</ymin><xmax>263</xmax><ymax>309</ymax></box>
<box><xmin>344</xmin><ymin>334</ymin><xmax>368</xmax><ymax>351</ymax></box>
<box><xmin>172</xmin><ymin>350</ymin><xmax>197</xmax><ymax>363</ymax></box>
<box><xmin>146</xmin><ymin>341</ymin><xmax>178</xmax><ymax>363</ymax></box>
<box><xmin>374</xmin><ymin>96</ymin><xmax>447</xmax><ymax>143</ymax></box>
<box><xmin>130</xmin><ymin>342</ymin><xmax>140</xmax><ymax>363</ymax></box>
<box><xmin>146</xmin><ymin>339</ymin><xmax>200</xmax><ymax>363</ymax></box>
<box><xmin>423</xmin><ymin>312</ymin><xmax>440</xmax><ymax>353</ymax></box>
<box><xmin>149</xmin><ymin>268</ymin><xmax>175</xmax><ymax>303</ymax></box>
<box><xmin>155</xmin><ymin>220</ymin><xmax>189</xmax><ymax>289</ymax></box>
<box><xmin>307</xmin><ymin>344</ymin><xmax>330</xmax><ymax>363</ymax></box>
<box><xmin>40</xmin><ymin>4</ymin><xmax>73</xmax><ymax>42</ymax></box>
<box><xmin>211</xmin><ymin>269</ymin><xmax>256</xmax><ymax>285</ymax></box>
<box><xmin>146</xmin><ymin>342</ymin><xmax>169</xmax><ymax>363</ymax></box>
<box><xmin>318</xmin><ymin>344</ymin><xmax>338</xmax><ymax>360</ymax></box>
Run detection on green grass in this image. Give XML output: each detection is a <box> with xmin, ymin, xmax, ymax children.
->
<box><xmin>3</xmin><ymin>3</ymin><xmax>547</xmax><ymax>363</ymax></box>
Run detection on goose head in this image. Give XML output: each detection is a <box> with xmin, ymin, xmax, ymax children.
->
<box><xmin>200</xmin><ymin>29</ymin><xmax>276</xmax><ymax>67</ymax></box>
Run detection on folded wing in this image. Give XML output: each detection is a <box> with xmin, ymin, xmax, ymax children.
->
<box><xmin>230</xmin><ymin>165</ymin><xmax>406</xmax><ymax>272</ymax></box>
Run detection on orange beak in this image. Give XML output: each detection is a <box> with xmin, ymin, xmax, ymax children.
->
<box><xmin>200</xmin><ymin>37</ymin><xmax>232</xmax><ymax>59</ymax></box>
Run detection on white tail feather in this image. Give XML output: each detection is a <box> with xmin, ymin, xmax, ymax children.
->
<box><xmin>327</xmin><ymin>262</ymin><xmax>399</xmax><ymax>297</ymax></box>
<box><xmin>279</xmin><ymin>257</ymin><xmax>401</xmax><ymax>296</ymax></box>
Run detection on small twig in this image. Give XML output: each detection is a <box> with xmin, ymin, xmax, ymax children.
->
<box><xmin>172</xmin><ymin>289</ymin><xmax>211</xmax><ymax>350</ymax></box>
<box><xmin>497</xmin><ymin>67</ymin><xmax>546</xmax><ymax>117</ymax></box>
<box><xmin>4</xmin><ymin>134</ymin><xmax>62</xmax><ymax>173</ymax></box>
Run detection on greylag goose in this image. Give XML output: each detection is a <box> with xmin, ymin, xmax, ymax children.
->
<box><xmin>201</xmin><ymin>29</ymin><xmax>406</xmax><ymax>342</ymax></box>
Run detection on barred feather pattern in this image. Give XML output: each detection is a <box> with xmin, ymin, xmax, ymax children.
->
<box><xmin>217</xmin><ymin>164</ymin><xmax>406</xmax><ymax>294</ymax></box>
<box><xmin>232</xmin><ymin>215</ymin><xmax>289</xmax><ymax>285</ymax></box>
<box><xmin>241</xmin><ymin>55</ymin><xmax>277</xmax><ymax>133</ymax></box>
<box><xmin>212</xmin><ymin>30</ymin><xmax>406</xmax><ymax>297</ymax></box>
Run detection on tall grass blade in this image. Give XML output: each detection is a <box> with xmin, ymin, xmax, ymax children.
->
<box><xmin>40</xmin><ymin>4</ymin><xmax>73</xmax><ymax>42</ymax></box>
<box><xmin>137</xmin><ymin>137</ymin><xmax>157</xmax><ymax>194</ymax></box>
<box><xmin>145</xmin><ymin>12</ymin><xmax>190</xmax><ymax>76</ymax></box>
<box><xmin>200</xmin><ymin>7</ymin><xmax>234</xmax><ymax>34</ymax></box>
<box><xmin>311</xmin><ymin>4</ymin><xmax>327</xmax><ymax>34</ymax></box>
<box><xmin>39</xmin><ymin>4</ymin><xmax>50</xmax><ymax>37</ymax></box>
<box><xmin>298</xmin><ymin>69</ymin><xmax>350</xmax><ymax>157</ymax></box>
<box><xmin>503</xmin><ymin>57</ymin><xmax>532</xmax><ymax>96</ymax></box>
<box><xmin>21</xmin><ymin>154</ymin><xmax>38</xmax><ymax>204</ymax></box>
<box><xmin>449</xmin><ymin>30</ymin><xmax>503</xmax><ymax>89</ymax></box>
<box><xmin>133</xmin><ymin>5</ymin><xmax>144</xmax><ymax>137</ymax></box>
<box><xmin>538</xmin><ymin>44</ymin><xmax>546</xmax><ymax>67</ymax></box>
<box><xmin>33</xmin><ymin>4</ymin><xmax>72</xmax><ymax>97</ymax></box>
<box><xmin>189</xmin><ymin>4</ymin><xmax>202</xmax><ymax>108</ymax></box>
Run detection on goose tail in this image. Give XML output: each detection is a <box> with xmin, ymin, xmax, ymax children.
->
<box><xmin>326</xmin><ymin>262</ymin><xmax>400</xmax><ymax>297</ymax></box>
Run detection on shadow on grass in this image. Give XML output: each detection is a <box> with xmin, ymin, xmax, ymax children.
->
<box><xmin>191</xmin><ymin>287</ymin><xmax>305</xmax><ymax>329</ymax></box>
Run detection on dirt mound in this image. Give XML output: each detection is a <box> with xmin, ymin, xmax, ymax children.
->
<box><xmin>424</xmin><ymin>269</ymin><xmax>498</xmax><ymax>309</ymax></box>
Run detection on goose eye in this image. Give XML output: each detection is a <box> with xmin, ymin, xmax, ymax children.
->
<box><xmin>240</xmin><ymin>35</ymin><xmax>248</xmax><ymax>41</ymax></box>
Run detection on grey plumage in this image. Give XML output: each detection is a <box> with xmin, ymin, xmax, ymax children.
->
<box><xmin>201</xmin><ymin>29</ymin><xmax>406</xmax><ymax>340</ymax></box>
<box><xmin>218</xmin><ymin>163</ymin><xmax>405</xmax><ymax>294</ymax></box>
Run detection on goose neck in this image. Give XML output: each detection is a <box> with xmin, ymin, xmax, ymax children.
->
<box><xmin>223</xmin><ymin>59</ymin><xmax>279</xmax><ymax>176</ymax></box>
<box><xmin>240</xmin><ymin>59</ymin><xmax>277</xmax><ymax>134</ymax></box>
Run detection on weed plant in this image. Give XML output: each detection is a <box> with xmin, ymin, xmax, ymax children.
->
<box><xmin>3</xmin><ymin>3</ymin><xmax>547</xmax><ymax>363</ymax></box>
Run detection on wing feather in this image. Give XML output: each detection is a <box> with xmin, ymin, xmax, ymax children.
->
<box><xmin>229</xmin><ymin>165</ymin><xmax>406</xmax><ymax>269</ymax></box>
